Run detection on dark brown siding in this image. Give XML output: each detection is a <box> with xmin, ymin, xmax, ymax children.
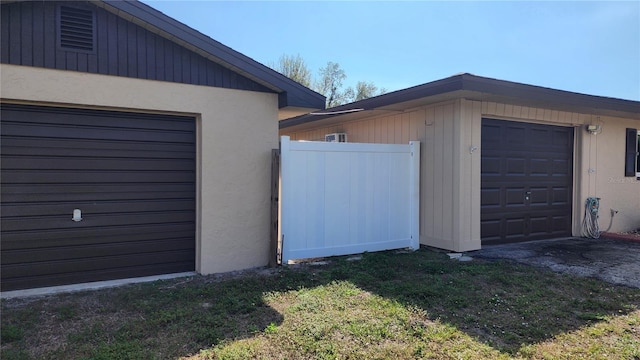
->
<box><xmin>481</xmin><ymin>119</ymin><xmax>574</xmax><ymax>244</ymax></box>
<box><xmin>1</xmin><ymin>104</ymin><xmax>196</xmax><ymax>291</ymax></box>
<box><xmin>1</xmin><ymin>1</ymin><xmax>272</xmax><ymax>93</ymax></box>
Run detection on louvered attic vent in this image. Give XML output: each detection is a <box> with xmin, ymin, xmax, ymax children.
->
<box><xmin>59</xmin><ymin>6</ymin><xmax>95</xmax><ymax>51</ymax></box>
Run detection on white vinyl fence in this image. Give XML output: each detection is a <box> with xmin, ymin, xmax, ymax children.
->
<box><xmin>279</xmin><ymin>136</ymin><xmax>420</xmax><ymax>263</ymax></box>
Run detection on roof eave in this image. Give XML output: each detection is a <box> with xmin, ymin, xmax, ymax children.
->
<box><xmin>280</xmin><ymin>73</ymin><xmax>640</xmax><ymax>129</ymax></box>
<box><xmin>279</xmin><ymin>74</ymin><xmax>466</xmax><ymax>128</ymax></box>
<box><xmin>460</xmin><ymin>74</ymin><xmax>640</xmax><ymax>116</ymax></box>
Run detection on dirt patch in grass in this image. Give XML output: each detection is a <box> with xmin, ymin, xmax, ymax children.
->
<box><xmin>2</xmin><ymin>249</ymin><xmax>640</xmax><ymax>359</ymax></box>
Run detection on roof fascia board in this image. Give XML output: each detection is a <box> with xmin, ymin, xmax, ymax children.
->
<box><xmin>461</xmin><ymin>74</ymin><xmax>640</xmax><ymax>115</ymax></box>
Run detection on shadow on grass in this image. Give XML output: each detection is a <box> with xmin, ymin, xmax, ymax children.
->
<box><xmin>2</xmin><ymin>249</ymin><xmax>639</xmax><ymax>359</ymax></box>
<box><xmin>326</xmin><ymin>250</ymin><xmax>640</xmax><ymax>354</ymax></box>
<box><xmin>1</xmin><ymin>275</ymin><xmax>288</xmax><ymax>360</ymax></box>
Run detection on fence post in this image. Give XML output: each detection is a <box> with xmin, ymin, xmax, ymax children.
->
<box><xmin>409</xmin><ymin>141</ymin><xmax>421</xmax><ymax>250</ymax></box>
<box><xmin>279</xmin><ymin>136</ymin><xmax>291</xmax><ymax>263</ymax></box>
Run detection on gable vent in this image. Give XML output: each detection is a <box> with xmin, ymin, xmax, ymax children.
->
<box><xmin>59</xmin><ymin>6</ymin><xmax>95</xmax><ymax>51</ymax></box>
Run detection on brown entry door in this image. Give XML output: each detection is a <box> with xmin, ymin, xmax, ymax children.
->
<box><xmin>1</xmin><ymin>104</ymin><xmax>196</xmax><ymax>291</ymax></box>
<box><xmin>481</xmin><ymin>118</ymin><xmax>574</xmax><ymax>244</ymax></box>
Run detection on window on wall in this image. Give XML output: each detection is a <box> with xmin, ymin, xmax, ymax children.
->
<box><xmin>625</xmin><ymin>128</ymin><xmax>640</xmax><ymax>179</ymax></box>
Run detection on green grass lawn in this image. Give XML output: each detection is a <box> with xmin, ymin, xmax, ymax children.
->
<box><xmin>2</xmin><ymin>249</ymin><xmax>639</xmax><ymax>359</ymax></box>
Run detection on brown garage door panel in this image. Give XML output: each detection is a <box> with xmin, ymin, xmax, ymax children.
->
<box><xmin>3</xmin><ymin>238</ymin><xmax>194</xmax><ymax>264</ymax></box>
<box><xmin>1</xmin><ymin>223</ymin><xmax>195</xmax><ymax>250</ymax></box>
<box><xmin>2</xmin><ymin>137</ymin><xmax>194</xmax><ymax>159</ymax></box>
<box><xmin>2</xmin><ymin>199</ymin><xmax>196</xmax><ymax>217</ymax></box>
<box><xmin>2</xmin><ymin>122</ymin><xmax>195</xmax><ymax>143</ymax></box>
<box><xmin>2</xmin><ymin>250</ymin><xmax>195</xmax><ymax>278</ymax></box>
<box><xmin>2</xmin><ymin>156</ymin><xmax>195</xmax><ymax>171</ymax></box>
<box><xmin>2</xmin><ymin>212</ymin><xmax>195</xmax><ymax>232</ymax></box>
<box><xmin>1</xmin><ymin>184</ymin><xmax>195</xmax><ymax>203</ymax></box>
<box><xmin>481</xmin><ymin>118</ymin><xmax>573</xmax><ymax>244</ymax></box>
<box><xmin>1</xmin><ymin>107</ymin><xmax>195</xmax><ymax>132</ymax></box>
<box><xmin>3</xmin><ymin>170</ymin><xmax>194</xmax><ymax>184</ymax></box>
<box><xmin>1</xmin><ymin>104</ymin><xmax>196</xmax><ymax>291</ymax></box>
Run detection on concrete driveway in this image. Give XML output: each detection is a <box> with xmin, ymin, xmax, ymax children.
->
<box><xmin>471</xmin><ymin>237</ymin><xmax>640</xmax><ymax>288</ymax></box>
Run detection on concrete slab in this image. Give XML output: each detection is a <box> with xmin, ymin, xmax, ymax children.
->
<box><xmin>471</xmin><ymin>237</ymin><xmax>640</xmax><ymax>288</ymax></box>
<box><xmin>0</xmin><ymin>272</ymin><xmax>197</xmax><ymax>299</ymax></box>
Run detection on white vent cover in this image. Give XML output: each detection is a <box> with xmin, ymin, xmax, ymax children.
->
<box><xmin>325</xmin><ymin>133</ymin><xmax>347</xmax><ymax>142</ymax></box>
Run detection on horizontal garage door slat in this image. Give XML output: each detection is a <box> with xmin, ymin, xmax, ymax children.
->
<box><xmin>2</xmin><ymin>137</ymin><xmax>194</xmax><ymax>158</ymax></box>
<box><xmin>1</xmin><ymin>183</ymin><xmax>194</xmax><ymax>203</ymax></box>
<box><xmin>2</xmin><ymin>211</ymin><xmax>195</xmax><ymax>232</ymax></box>
<box><xmin>2</xmin><ymin>199</ymin><xmax>195</xmax><ymax>217</ymax></box>
<box><xmin>2</xmin><ymin>156</ymin><xmax>195</xmax><ymax>171</ymax></box>
<box><xmin>3</xmin><ymin>170</ymin><xmax>194</xmax><ymax>184</ymax></box>
<box><xmin>3</xmin><ymin>238</ymin><xmax>194</xmax><ymax>264</ymax></box>
<box><xmin>1</xmin><ymin>104</ymin><xmax>196</xmax><ymax>291</ymax></box>
<box><xmin>2</xmin><ymin>122</ymin><xmax>195</xmax><ymax>143</ymax></box>
<box><xmin>2</xmin><ymin>250</ymin><xmax>195</xmax><ymax>278</ymax></box>
<box><xmin>2</xmin><ymin>223</ymin><xmax>194</xmax><ymax>249</ymax></box>
<box><xmin>1</xmin><ymin>107</ymin><xmax>196</xmax><ymax>132</ymax></box>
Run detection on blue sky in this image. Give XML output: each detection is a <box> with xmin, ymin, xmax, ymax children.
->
<box><xmin>144</xmin><ymin>1</ymin><xmax>640</xmax><ymax>101</ymax></box>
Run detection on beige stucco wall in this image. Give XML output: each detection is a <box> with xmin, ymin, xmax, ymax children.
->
<box><xmin>1</xmin><ymin>64</ymin><xmax>279</xmax><ymax>275</ymax></box>
<box><xmin>282</xmin><ymin>98</ymin><xmax>640</xmax><ymax>252</ymax></box>
<box><xmin>580</xmin><ymin>117</ymin><xmax>640</xmax><ymax>233</ymax></box>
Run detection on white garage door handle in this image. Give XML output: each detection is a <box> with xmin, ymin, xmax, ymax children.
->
<box><xmin>72</xmin><ymin>209</ymin><xmax>82</xmax><ymax>222</ymax></box>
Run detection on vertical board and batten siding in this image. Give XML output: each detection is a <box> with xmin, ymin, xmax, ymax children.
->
<box><xmin>0</xmin><ymin>1</ymin><xmax>270</xmax><ymax>93</ymax></box>
<box><xmin>279</xmin><ymin>136</ymin><xmax>420</xmax><ymax>263</ymax></box>
<box><xmin>287</xmin><ymin>111</ymin><xmax>424</xmax><ymax>144</ymax></box>
<box><xmin>1</xmin><ymin>104</ymin><xmax>196</xmax><ymax>291</ymax></box>
<box><xmin>451</xmin><ymin>100</ymin><xmax>482</xmax><ymax>250</ymax></box>
<box><xmin>420</xmin><ymin>100</ymin><xmax>480</xmax><ymax>251</ymax></box>
<box><xmin>427</xmin><ymin>103</ymin><xmax>456</xmax><ymax>249</ymax></box>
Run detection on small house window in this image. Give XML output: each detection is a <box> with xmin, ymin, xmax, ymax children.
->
<box><xmin>58</xmin><ymin>6</ymin><xmax>95</xmax><ymax>52</ymax></box>
<box><xmin>624</xmin><ymin>128</ymin><xmax>640</xmax><ymax>179</ymax></box>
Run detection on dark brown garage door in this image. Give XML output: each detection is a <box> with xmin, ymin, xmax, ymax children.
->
<box><xmin>1</xmin><ymin>104</ymin><xmax>196</xmax><ymax>291</ymax></box>
<box><xmin>481</xmin><ymin>118</ymin><xmax>573</xmax><ymax>244</ymax></box>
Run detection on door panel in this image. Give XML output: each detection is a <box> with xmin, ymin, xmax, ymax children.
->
<box><xmin>481</xmin><ymin>119</ymin><xmax>573</xmax><ymax>244</ymax></box>
<box><xmin>1</xmin><ymin>104</ymin><xmax>196</xmax><ymax>291</ymax></box>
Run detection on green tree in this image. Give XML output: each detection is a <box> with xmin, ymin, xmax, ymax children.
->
<box><xmin>271</xmin><ymin>54</ymin><xmax>312</xmax><ymax>87</ymax></box>
<box><xmin>349</xmin><ymin>81</ymin><xmax>386</xmax><ymax>102</ymax></box>
<box><xmin>270</xmin><ymin>55</ymin><xmax>386</xmax><ymax>108</ymax></box>
<box><xmin>315</xmin><ymin>61</ymin><xmax>351</xmax><ymax>108</ymax></box>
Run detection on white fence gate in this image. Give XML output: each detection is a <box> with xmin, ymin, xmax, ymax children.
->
<box><xmin>280</xmin><ymin>136</ymin><xmax>420</xmax><ymax>263</ymax></box>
